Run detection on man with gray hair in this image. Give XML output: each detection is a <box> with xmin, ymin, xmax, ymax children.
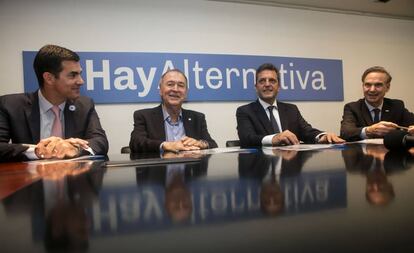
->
<box><xmin>129</xmin><ymin>69</ymin><xmax>217</xmax><ymax>153</ymax></box>
<box><xmin>341</xmin><ymin>66</ymin><xmax>414</xmax><ymax>141</ymax></box>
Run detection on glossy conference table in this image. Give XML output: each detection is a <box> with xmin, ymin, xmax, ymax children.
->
<box><xmin>1</xmin><ymin>144</ymin><xmax>414</xmax><ymax>253</ymax></box>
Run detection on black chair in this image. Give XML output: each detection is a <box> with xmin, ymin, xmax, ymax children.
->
<box><xmin>121</xmin><ymin>146</ymin><xmax>131</xmax><ymax>154</ymax></box>
<box><xmin>226</xmin><ymin>140</ymin><xmax>240</xmax><ymax>147</ymax></box>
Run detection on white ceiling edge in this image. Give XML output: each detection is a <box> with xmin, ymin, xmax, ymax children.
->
<box><xmin>208</xmin><ymin>0</ymin><xmax>414</xmax><ymax>20</ymax></box>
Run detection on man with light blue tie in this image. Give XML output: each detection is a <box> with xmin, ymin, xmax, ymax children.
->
<box><xmin>236</xmin><ymin>63</ymin><xmax>344</xmax><ymax>148</ymax></box>
<box><xmin>340</xmin><ymin>66</ymin><xmax>414</xmax><ymax>141</ymax></box>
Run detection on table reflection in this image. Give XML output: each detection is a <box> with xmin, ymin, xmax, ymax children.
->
<box><xmin>2</xmin><ymin>160</ymin><xmax>105</xmax><ymax>252</ymax></box>
<box><xmin>135</xmin><ymin>152</ymin><xmax>208</xmax><ymax>223</ymax></box>
<box><xmin>342</xmin><ymin>144</ymin><xmax>414</xmax><ymax>206</ymax></box>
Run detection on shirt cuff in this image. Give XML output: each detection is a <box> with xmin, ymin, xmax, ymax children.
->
<box><xmin>315</xmin><ymin>132</ymin><xmax>326</xmax><ymax>142</ymax></box>
<box><xmin>24</xmin><ymin>146</ymin><xmax>39</xmax><ymax>160</ymax></box>
<box><xmin>160</xmin><ymin>142</ymin><xmax>165</xmax><ymax>153</ymax></box>
<box><xmin>83</xmin><ymin>146</ymin><xmax>95</xmax><ymax>155</ymax></box>
<box><xmin>262</xmin><ymin>134</ymin><xmax>276</xmax><ymax>146</ymax></box>
<box><xmin>360</xmin><ymin>127</ymin><xmax>368</xmax><ymax>139</ymax></box>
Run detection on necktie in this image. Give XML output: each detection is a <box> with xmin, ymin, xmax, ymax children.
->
<box><xmin>268</xmin><ymin>106</ymin><xmax>280</xmax><ymax>133</ymax></box>
<box><xmin>50</xmin><ymin>105</ymin><xmax>63</xmax><ymax>138</ymax></box>
<box><xmin>372</xmin><ymin>108</ymin><xmax>380</xmax><ymax>124</ymax></box>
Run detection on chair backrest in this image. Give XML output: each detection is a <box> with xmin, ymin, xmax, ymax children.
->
<box><xmin>121</xmin><ymin>146</ymin><xmax>131</xmax><ymax>154</ymax></box>
<box><xmin>226</xmin><ymin>140</ymin><xmax>240</xmax><ymax>147</ymax></box>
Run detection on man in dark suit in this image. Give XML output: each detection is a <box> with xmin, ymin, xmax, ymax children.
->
<box><xmin>0</xmin><ymin>44</ymin><xmax>108</xmax><ymax>160</ymax></box>
<box><xmin>0</xmin><ymin>143</ymin><xmax>31</xmax><ymax>162</ymax></box>
<box><xmin>236</xmin><ymin>63</ymin><xmax>344</xmax><ymax>148</ymax></box>
<box><xmin>129</xmin><ymin>69</ymin><xmax>217</xmax><ymax>153</ymax></box>
<box><xmin>340</xmin><ymin>66</ymin><xmax>414</xmax><ymax>141</ymax></box>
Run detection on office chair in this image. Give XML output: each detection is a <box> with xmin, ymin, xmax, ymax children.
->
<box><xmin>226</xmin><ymin>140</ymin><xmax>240</xmax><ymax>147</ymax></box>
<box><xmin>120</xmin><ymin>146</ymin><xmax>131</xmax><ymax>154</ymax></box>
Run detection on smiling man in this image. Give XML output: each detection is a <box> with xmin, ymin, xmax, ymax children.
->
<box><xmin>129</xmin><ymin>69</ymin><xmax>217</xmax><ymax>153</ymax></box>
<box><xmin>236</xmin><ymin>63</ymin><xmax>343</xmax><ymax>148</ymax></box>
<box><xmin>0</xmin><ymin>44</ymin><xmax>108</xmax><ymax>160</ymax></box>
<box><xmin>340</xmin><ymin>66</ymin><xmax>414</xmax><ymax>141</ymax></box>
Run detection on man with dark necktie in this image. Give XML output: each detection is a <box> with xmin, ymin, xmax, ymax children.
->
<box><xmin>236</xmin><ymin>63</ymin><xmax>344</xmax><ymax>148</ymax></box>
<box><xmin>340</xmin><ymin>66</ymin><xmax>414</xmax><ymax>141</ymax></box>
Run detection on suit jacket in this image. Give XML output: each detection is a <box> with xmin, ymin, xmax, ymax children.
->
<box><xmin>0</xmin><ymin>91</ymin><xmax>109</xmax><ymax>155</ymax></box>
<box><xmin>340</xmin><ymin>98</ymin><xmax>414</xmax><ymax>141</ymax></box>
<box><xmin>0</xmin><ymin>143</ymin><xmax>29</xmax><ymax>162</ymax></box>
<box><xmin>129</xmin><ymin>105</ymin><xmax>218</xmax><ymax>153</ymax></box>
<box><xmin>238</xmin><ymin>151</ymin><xmax>313</xmax><ymax>179</ymax></box>
<box><xmin>236</xmin><ymin>100</ymin><xmax>322</xmax><ymax>148</ymax></box>
<box><xmin>135</xmin><ymin>155</ymin><xmax>210</xmax><ymax>185</ymax></box>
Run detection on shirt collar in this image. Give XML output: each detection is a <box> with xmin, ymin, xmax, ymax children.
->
<box><xmin>364</xmin><ymin>99</ymin><xmax>383</xmax><ymax>111</ymax></box>
<box><xmin>162</xmin><ymin>105</ymin><xmax>182</xmax><ymax>123</ymax></box>
<box><xmin>258</xmin><ymin>97</ymin><xmax>278</xmax><ymax>111</ymax></box>
<box><xmin>38</xmin><ymin>90</ymin><xmax>66</xmax><ymax>113</ymax></box>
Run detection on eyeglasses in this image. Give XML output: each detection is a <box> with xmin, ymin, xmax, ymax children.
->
<box><xmin>257</xmin><ymin>78</ymin><xmax>278</xmax><ymax>85</ymax></box>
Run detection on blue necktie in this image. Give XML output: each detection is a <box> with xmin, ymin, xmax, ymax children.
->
<box><xmin>373</xmin><ymin>108</ymin><xmax>380</xmax><ymax>124</ymax></box>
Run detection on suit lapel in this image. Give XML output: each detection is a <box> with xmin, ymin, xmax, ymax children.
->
<box><xmin>182</xmin><ymin>109</ymin><xmax>193</xmax><ymax>137</ymax></box>
<box><xmin>26</xmin><ymin>92</ymin><xmax>40</xmax><ymax>143</ymax></box>
<box><xmin>381</xmin><ymin>99</ymin><xmax>392</xmax><ymax>121</ymax></box>
<box><xmin>277</xmin><ymin>102</ymin><xmax>287</xmax><ymax>132</ymax></box>
<box><xmin>154</xmin><ymin>105</ymin><xmax>166</xmax><ymax>140</ymax></box>
<box><xmin>64</xmin><ymin>101</ymin><xmax>75</xmax><ymax>138</ymax></box>
<box><xmin>360</xmin><ymin>100</ymin><xmax>373</xmax><ymax>125</ymax></box>
<box><xmin>253</xmin><ymin>100</ymin><xmax>274</xmax><ymax>134</ymax></box>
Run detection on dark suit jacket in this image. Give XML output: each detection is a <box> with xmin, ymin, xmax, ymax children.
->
<box><xmin>135</xmin><ymin>155</ymin><xmax>210</xmax><ymax>185</ymax></box>
<box><xmin>0</xmin><ymin>143</ymin><xmax>29</xmax><ymax>162</ymax></box>
<box><xmin>0</xmin><ymin>91</ymin><xmax>108</xmax><ymax>155</ymax></box>
<box><xmin>340</xmin><ymin>98</ymin><xmax>414</xmax><ymax>141</ymax></box>
<box><xmin>238</xmin><ymin>151</ymin><xmax>314</xmax><ymax>179</ymax></box>
<box><xmin>236</xmin><ymin>100</ymin><xmax>322</xmax><ymax>148</ymax></box>
<box><xmin>129</xmin><ymin>105</ymin><xmax>218</xmax><ymax>153</ymax></box>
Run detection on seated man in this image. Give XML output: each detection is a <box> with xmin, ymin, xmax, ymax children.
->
<box><xmin>236</xmin><ymin>63</ymin><xmax>344</xmax><ymax>148</ymax></box>
<box><xmin>0</xmin><ymin>44</ymin><xmax>108</xmax><ymax>160</ymax></box>
<box><xmin>340</xmin><ymin>66</ymin><xmax>414</xmax><ymax>141</ymax></box>
<box><xmin>129</xmin><ymin>69</ymin><xmax>217</xmax><ymax>153</ymax></box>
<box><xmin>0</xmin><ymin>143</ymin><xmax>31</xmax><ymax>162</ymax></box>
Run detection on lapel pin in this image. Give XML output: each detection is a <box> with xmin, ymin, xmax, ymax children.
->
<box><xmin>69</xmin><ymin>105</ymin><xmax>76</xmax><ymax>111</ymax></box>
<box><xmin>385</xmin><ymin>110</ymin><xmax>389</xmax><ymax>112</ymax></box>
<box><xmin>188</xmin><ymin>118</ymin><xmax>192</xmax><ymax>121</ymax></box>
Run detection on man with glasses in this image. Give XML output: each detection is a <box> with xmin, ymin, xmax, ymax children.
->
<box><xmin>236</xmin><ymin>63</ymin><xmax>344</xmax><ymax>148</ymax></box>
<box><xmin>129</xmin><ymin>69</ymin><xmax>217</xmax><ymax>153</ymax></box>
<box><xmin>340</xmin><ymin>66</ymin><xmax>414</xmax><ymax>141</ymax></box>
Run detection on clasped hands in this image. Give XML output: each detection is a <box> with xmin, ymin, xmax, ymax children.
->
<box><xmin>162</xmin><ymin>136</ymin><xmax>208</xmax><ymax>153</ymax></box>
<box><xmin>271</xmin><ymin>130</ymin><xmax>345</xmax><ymax>146</ymax></box>
<box><xmin>367</xmin><ymin>121</ymin><xmax>414</xmax><ymax>138</ymax></box>
<box><xmin>35</xmin><ymin>136</ymin><xmax>90</xmax><ymax>159</ymax></box>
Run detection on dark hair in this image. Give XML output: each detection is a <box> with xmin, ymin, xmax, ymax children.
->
<box><xmin>160</xmin><ymin>68</ymin><xmax>188</xmax><ymax>86</ymax></box>
<box><xmin>256</xmin><ymin>63</ymin><xmax>280</xmax><ymax>83</ymax></box>
<box><xmin>361</xmin><ymin>66</ymin><xmax>392</xmax><ymax>84</ymax></box>
<box><xmin>33</xmin><ymin>44</ymin><xmax>80</xmax><ymax>88</ymax></box>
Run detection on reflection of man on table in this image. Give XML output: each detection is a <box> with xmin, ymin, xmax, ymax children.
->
<box><xmin>136</xmin><ymin>152</ymin><xmax>209</xmax><ymax>222</ymax></box>
<box><xmin>342</xmin><ymin>144</ymin><xmax>396</xmax><ymax>206</ymax></box>
<box><xmin>239</xmin><ymin>149</ymin><xmax>313</xmax><ymax>215</ymax></box>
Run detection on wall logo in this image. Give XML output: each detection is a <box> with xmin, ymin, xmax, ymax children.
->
<box><xmin>23</xmin><ymin>52</ymin><xmax>343</xmax><ymax>104</ymax></box>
